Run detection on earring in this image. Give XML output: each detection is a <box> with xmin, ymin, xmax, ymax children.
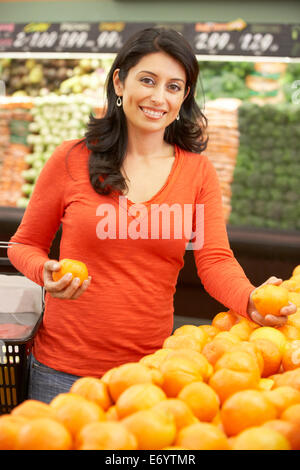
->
<box><xmin>116</xmin><ymin>96</ymin><xmax>122</xmax><ymax>107</ymax></box>
<box><xmin>176</xmin><ymin>114</ymin><xmax>180</xmax><ymax>121</ymax></box>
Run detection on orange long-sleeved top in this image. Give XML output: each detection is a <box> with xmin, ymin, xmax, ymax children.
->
<box><xmin>8</xmin><ymin>139</ymin><xmax>255</xmax><ymax>377</ymax></box>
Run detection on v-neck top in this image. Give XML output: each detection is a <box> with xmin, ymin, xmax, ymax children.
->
<box><xmin>119</xmin><ymin>144</ymin><xmax>181</xmax><ymax>207</ymax></box>
<box><xmin>8</xmin><ymin>139</ymin><xmax>255</xmax><ymax>377</ymax></box>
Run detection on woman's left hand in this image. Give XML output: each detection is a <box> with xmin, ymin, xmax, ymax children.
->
<box><xmin>247</xmin><ymin>276</ymin><xmax>297</xmax><ymax>327</ymax></box>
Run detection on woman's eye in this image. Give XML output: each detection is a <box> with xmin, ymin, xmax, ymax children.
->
<box><xmin>140</xmin><ymin>77</ymin><xmax>155</xmax><ymax>85</ymax></box>
<box><xmin>169</xmin><ymin>83</ymin><xmax>181</xmax><ymax>92</ymax></box>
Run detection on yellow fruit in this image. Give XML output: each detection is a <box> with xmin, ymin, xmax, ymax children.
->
<box><xmin>232</xmin><ymin>426</ymin><xmax>291</xmax><ymax>450</ymax></box>
<box><xmin>178</xmin><ymin>381</ymin><xmax>220</xmax><ymax>422</ymax></box>
<box><xmin>258</xmin><ymin>378</ymin><xmax>274</xmax><ymax>391</ymax></box>
<box><xmin>250</xmin><ymin>327</ymin><xmax>287</xmax><ymax>355</ymax></box>
<box><xmin>173</xmin><ymin>324</ymin><xmax>207</xmax><ymax>348</ymax></box>
<box><xmin>175</xmin><ymin>422</ymin><xmax>230</xmax><ymax>450</ymax></box>
<box><xmin>221</xmin><ymin>390</ymin><xmax>277</xmax><ymax>436</ymax></box>
<box><xmin>252</xmin><ymin>284</ymin><xmax>289</xmax><ymax>317</ymax></box>
<box><xmin>52</xmin><ymin>259</ymin><xmax>88</xmax><ymax>286</ymax></box>
<box><xmin>122</xmin><ymin>408</ymin><xmax>176</xmax><ymax>450</ymax></box>
<box><xmin>116</xmin><ymin>383</ymin><xmax>166</xmax><ymax>419</ymax></box>
<box><xmin>292</xmin><ymin>265</ymin><xmax>300</xmax><ymax>277</ymax></box>
<box><xmin>70</xmin><ymin>377</ymin><xmax>112</xmax><ymax>411</ymax></box>
<box><xmin>75</xmin><ymin>421</ymin><xmax>137</xmax><ymax>450</ymax></box>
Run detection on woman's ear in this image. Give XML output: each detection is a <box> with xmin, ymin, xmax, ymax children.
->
<box><xmin>112</xmin><ymin>68</ymin><xmax>123</xmax><ymax>96</ymax></box>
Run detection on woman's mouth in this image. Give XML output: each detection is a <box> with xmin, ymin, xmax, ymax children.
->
<box><xmin>140</xmin><ymin>107</ymin><xmax>166</xmax><ymax>120</ymax></box>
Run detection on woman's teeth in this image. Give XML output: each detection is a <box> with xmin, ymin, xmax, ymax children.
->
<box><xmin>141</xmin><ymin>107</ymin><xmax>165</xmax><ymax>118</ymax></box>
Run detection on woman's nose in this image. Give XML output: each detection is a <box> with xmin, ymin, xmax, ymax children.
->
<box><xmin>150</xmin><ymin>86</ymin><xmax>165</xmax><ymax>104</ymax></box>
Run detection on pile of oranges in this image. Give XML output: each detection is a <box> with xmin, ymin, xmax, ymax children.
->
<box><xmin>1</xmin><ymin>266</ymin><xmax>300</xmax><ymax>450</ymax></box>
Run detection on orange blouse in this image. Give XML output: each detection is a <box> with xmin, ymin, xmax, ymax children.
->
<box><xmin>8</xmin><ymin>140</ymin><xmax>255</xmax><ymax>377</ymax></box>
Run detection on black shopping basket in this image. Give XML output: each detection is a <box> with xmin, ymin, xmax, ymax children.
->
<box><xmin>0</xmin><ymin>241</ymin><xmax>44</xmax><ymax>414</ymax></box>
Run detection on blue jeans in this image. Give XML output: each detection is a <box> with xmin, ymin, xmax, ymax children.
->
<box><xmin>27</xmin><ymin>354</ymin><xmax>81</xmax><ymax>404</ymax></box>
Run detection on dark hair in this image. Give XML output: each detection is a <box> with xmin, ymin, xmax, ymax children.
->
<box><xmin>84</xmin><ymin>27</ymin><xmax>208</xmax><ymax>196</ymax></box>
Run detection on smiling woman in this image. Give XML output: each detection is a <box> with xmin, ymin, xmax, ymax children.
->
<box><xmin>113</xmin><ymin>52</ymin><xmax>189</xmax><ymax>131</ymax></box>
<box><xmin>7</xmin><ymin>27</ymin><xmax>296</xmax><ymax>404</ymax></box>
<box><xmin>82</xmin><ymin>27</ymin><xmax>208</xmax><ymax>198</ymax></box>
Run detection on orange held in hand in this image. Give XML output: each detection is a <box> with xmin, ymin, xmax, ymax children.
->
<box><xmin>252</xmin><ymin>284</ymin><xmax>289</xmax><ymax>317</ymax></box>
<box><xmin>52</xmin><ymin>259</ymin><xmax>88</xmax><ymax>286</ymax></box>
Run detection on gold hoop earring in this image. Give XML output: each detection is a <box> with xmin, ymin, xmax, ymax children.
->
<box><xmin>116</xmin><ymin>96</ymin><xmax>122</xmax><ymax>107</ymax></box>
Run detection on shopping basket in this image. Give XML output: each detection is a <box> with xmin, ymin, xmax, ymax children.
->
<box><xmin>0</xmin><ymin>241</ymin><xmax>44</xmax><ymax>414</ymax></box>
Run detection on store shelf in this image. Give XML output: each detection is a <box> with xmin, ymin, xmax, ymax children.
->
<box><xmin>227</xmin><ymin>225</ymin><xmax>300</xmax><ymax>256</ymax></box>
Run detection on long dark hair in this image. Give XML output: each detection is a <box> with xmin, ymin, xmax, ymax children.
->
<box><xmin>84</xmin><ymin>27</ymin><xmax>208</xmax><ymax>196</ymax></box>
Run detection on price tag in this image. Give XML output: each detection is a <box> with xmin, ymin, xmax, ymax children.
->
<box><xmin>0</xmin><ymin>21</ymin><xmax>299</xmax><ymax>57</ymax></box>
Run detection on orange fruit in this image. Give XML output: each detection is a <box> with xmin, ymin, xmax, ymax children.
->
<box><xmin>211</xmin><ymin>410</ymin><xmax>224</xmax><ymax>429</ymax></box>
<box><xmin>278</xmin><ymin>324</ymin><xmax>300</xmax><ymax>341</ymax></box>
<box><xmin>258</xmin><ymin>378</ymin><xmax>274</xmax><ymax>391</ymax></box>
<box><xmin>202</xmin><ymin>332</ymin><xmax>240</xmax><ymax>367</ymax></box>
<box><xmin>116</xmin><ymin>383</ymin><xmax>166</xmax><ymax>419</ymax></box>
<box><xmin>158</xmin><ymin>355</ymin><xmax>204</xmax><ymax>398</ymax></box>
<box><xmin>75</xmin><ymin>421</ymin><xmax>137</xmax><ymax>450</ymax></box>
<box><xmin>16</xmin><ymin>417</ymin><xmax>72</xmax><ymax>450</ymax></box>
<box><xmin>231</xmin><ymin>426</ymin><xmax>291</xmax><ymax>450</ymax></box>
<box><xmin>175</xmin><ymin>422</ymin><xmax>230</xmax><ymax>450</ymax></box>
<box><xmin>107</xmin><ymin>362</ymin><xmax>161</xmax><ymax>402</ymax></box>
<box><xmin>281</xmin><ymin>279</ymin><xmax>300</xmax><ymax>293</ymax></box>
<box><xmin>292</xmin><ymin>265</ymin><xmax>300</xmax><ymax>277</ymax></box>
<box><xmin>162</xmin><ymin>334</ymin><xmax>202</xmax><ymax>353</ymax></box>
<box><xmin>208</xmin><ymin>349</ymin><xmax>262</xmax><ymax>403</ymax></box>
<box><xmin>252</xmin><ymin>284</ymin><xmax>289</xmax><ymax>317</ymax></box>
<box><xmin>287</xmin><ymin>292</ymin><xmax>300</xmax><ymax>308</ymax></box>
<box><xmin>263</xmin><ymin>419</ymin><xmax>300</xmax><ymax>450</ymax></box>
<box><xmin>178</xmin><ymin>381</ymin><xmax>220</xmax><ymax>422</ymax></box>
<box><xmin>52</xmin><ymin>258</ymin><xmax>88</xmax><ymax>286</ymax></box>
<box><xmin>281</xmin><ymin>403</ymin><xmax>300</xmax><ymax>426</ymax></box>
<box><xmin>251</xmin><ymin>338</ymin><xmax>282</xmax><ymax>378</ymax></box>
<box><xmin>152</xmin><ymin>398</ymin><xmax>196</xmax><ymax>430</ymax></box>
<box><xmin>230</xmin><ymin>341</ymin><xmax>264</xmax><ymax>375</ymax></box>
<box><xmin>165</xmin><ymin>349</ymin><xmax>213</xmax><ymax>382</ymax></box>
<box><xmin>122</xmin><ymin>408</ymin><xmax>176</xmax><ymax>450</ymax></box>
<box><xmin>221</xmin><ymin>390</ymin><xmax>277</xmax><ymax>436</ymax></box>
<box><xmin>173</xmin><ymin>324</ymin><xmax>207</xmax><ymax>347</ymax></box>
<box><xmin>50</xmin><ymin>393</ymin><xmax>105</xmax><ymax>438</ymax></box>
<box><xmin>211</xmin><ymin>310</ymin><xmax>239</xmax><ymax>331</ymax></box>
<box><xmin>229</xmin><ymin>320</ymin><xmax>253</xmax><ymax>341</ymax></box>
<box><xmin>287</xmin><ymin>311</ymin><xmax>300</xmax><ymax>329</ymax></box>
<box><xmin>139</xmin><ymin>348</ymin><xmax>172</xmax><ymax>369</ymax></box>
<box><xmin>11</xmin><ymin>399</ymin><xmax>56</xmax><ymax>420</ymax></box>
<box><xmin>0</xmin><ymin>415</ymin><xmax>28</xmax><ymax>450</ymax></box>
<box><xmin>70</xmin><ymin>377</ymin><xmax>112</xmax><ymax>411</ymax></box>
<box><xmin>106</xmin><ymin>405</ymin><xmax>119</xmax><ymax>421</ymax></box>
<box><xmin>250</xmin><ymin>327</ymin><xmax>287</xmax><ymax>354</ymax></box>
<box><xmin>101</xmin><ymin>367</ymin><xmax>117</xmax><ymax>385</ymax></box>
<box><xmin>271</xmin><ymin>368</ymin><xmax>300</xmax><ymax>391</ymax></box>
<box><xmin>198</xmin><ymin>324</ymin><xmax>220</xmax><ymax>341</ymax></box>
<box><xmin>282</xmin><ymin>340</ymin><xmax>300</xmax><ymax>371</ymax></box>
<box><xmin>262</xmin><ymin>386</ymin><xmax>300</xmax><ymax>416</ymax></box>
<box><xmin>209</xmin><ymin>368</ymin><xmax>259</xmax><ymax>405</ymax></box>
<box><xmin>214</xmin><ymin>349</ymin><xmax>261</xmax><ymax>381</ymax></box>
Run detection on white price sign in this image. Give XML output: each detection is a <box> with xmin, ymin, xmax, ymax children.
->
<box><xmin>195</xmin><ymin>32</ymin><xmax>231</xmax><ymax>53</ymax></box>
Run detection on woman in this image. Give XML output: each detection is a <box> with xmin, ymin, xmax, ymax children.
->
<box><xmin>8</xmin><ymin>28</ymin><xmax>296</xmax><ymax>403</ymax></box>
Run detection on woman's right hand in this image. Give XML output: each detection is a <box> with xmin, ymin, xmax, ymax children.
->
<box><xmin>43</xmin><ymin>260</ymin><xmax>92</xmax><ymax>300</ymax></box>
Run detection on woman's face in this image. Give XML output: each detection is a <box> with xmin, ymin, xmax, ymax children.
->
<box><xmin>113</xmin><ymin>51</ymin><xmax>189</xmax><ymax>134</ymax></box>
